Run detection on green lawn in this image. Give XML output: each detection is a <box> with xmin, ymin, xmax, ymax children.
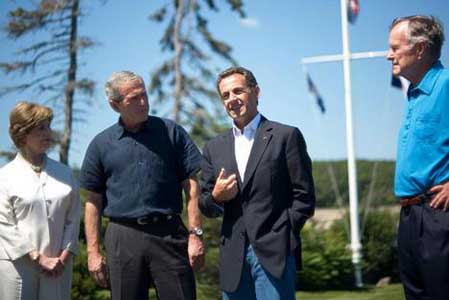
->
<box><xmin>96</xmin><ymin>283</ymin><xmax>405</xmax><ymax>300</ymax></box>
<box><xmin>296</xmin><ymin>284</ymin><xmax>405</xmax><ymax>300</ymax></box>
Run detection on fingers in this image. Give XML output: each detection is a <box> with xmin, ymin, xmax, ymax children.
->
<box><xmin>39</xmin><ymin>257</ymin><xmax>65</xmax><ymax>278</ymax></box>
<box><xmin>88</xmin><ymin>255</ymin><xmax>109</xmax><ymax>287</ymax></box>
<box><xmin>429</xmin><ymin>185</ymin><xmax>443</xmax><ymax>193</ymax></box>
<box><xmin>90</xmin><ymin>263</ymin><xmax>109</xmax><ymax>288</ymax></box>
<box><xmin>429</xmin><ymin>189</ymin><xmax>449</xmax><ymax>210</ymax></box>
<box><xmin>216</xmin><ymin>168</ymin><xmax>236</xmax><ymax>184</ymax></box>
<box><xmin>217</xmin><ymin>168</ymin><xmax>225</xmax><ymax>180</ymax></box>
<box><xmin>190</xmin><ymin>253</ymin><xmax>205</xmax><ymax>271</ymax></box>
<box><xmin>225</xmin><ymin>175</ymin><xmax>238</xmax><ymax>188</ymax></box>
<box><xmin>93</xmin><ymin>268</ymin><xmax>109</xmax><ymax>288</ymax></box>
<box><xmin>430</xmin><ymin>194</ymin><xmax>441</xmax><ymax>208</ymax></box>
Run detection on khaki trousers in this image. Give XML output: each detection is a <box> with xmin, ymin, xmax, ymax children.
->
<box><xmin>0</xmin><ymin>256</ymin><xmax>72</xmax><ymax>300</ymax></box>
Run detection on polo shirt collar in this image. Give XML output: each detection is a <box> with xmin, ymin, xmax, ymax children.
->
<box><xmin>113</xmin><ymin>116</ymin><xmax>150</xmax><ymax>139</ymax></box>
<box><xmin>410</xmin><ymin>60</ymin><xmax>443</xmax><ymax>96</ymax></box>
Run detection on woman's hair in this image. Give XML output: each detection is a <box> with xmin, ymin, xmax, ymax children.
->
<box><xmin>9</xmin><ymin>101</ymin><xmax>53</xmax><ymax>148</ymax></box>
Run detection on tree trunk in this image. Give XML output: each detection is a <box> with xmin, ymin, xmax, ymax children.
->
<box><xmin>60</xmin><ymin>0</ymin><xmax>78</xmax><ymax>165</ymax></box>
<box><xmin>172</xmin><ymin>0</ymin><xmax>184</xmax><ymax>123</ymax></box>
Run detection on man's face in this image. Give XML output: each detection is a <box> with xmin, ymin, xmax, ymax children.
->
<box><xmin>387</xmin><ymin>22</ymin><xmax>421</xmax><ymax>81</ymax></box>
<box><xmin>111</xmin><ymin>79</ymin><xmax>149</xmax><ymax>129</ymax></box>
<box><xmin>218</xmin><ymin>73</ymin><xmax>259</xmax><ymax>129</ymax></box>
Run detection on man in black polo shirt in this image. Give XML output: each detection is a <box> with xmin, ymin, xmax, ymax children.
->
<box><xmin>80</xmin><ymin>71</ymin><xmax>204</xmax><ymax>300</ymax></box>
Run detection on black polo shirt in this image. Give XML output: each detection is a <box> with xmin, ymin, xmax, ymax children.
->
<box><xmin>80</xmin><ymin>116</ymin><xmax>201</xmax><ymax>218</ymax></box>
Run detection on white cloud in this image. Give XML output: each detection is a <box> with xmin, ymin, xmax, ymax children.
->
<box><xmin>240</xmin><ymin>17</ymin><xmax>260</xmax><ymax>29</ymax></box>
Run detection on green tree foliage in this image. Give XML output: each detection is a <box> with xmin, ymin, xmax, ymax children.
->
<box><xmin>71</xmin><ymin>187</ymin><xmax>110</xmax><ymax>299</ymax></box>
<box><xmin>361</xmin><ymin>210</ymin><xmax>399</xmax><ymax>283</ymax></box>
<box><xmin>298</xmin><ymin>223</ymin><xmax>354</xmax><ymax>290</ymax></box>
<box><xmin>148</xmin><ymin>0</ymin><xmax>245</xmax><ymax>146</ymax></box>
<box><xmin>299</xmin><ymin>209</ymin><xmax>400</xmax><ymax>290</ymax></box>
<box><xmin>1</xmin><ymin>0</ymin><xmax>95</xmax><ymax>164</ymax></box>
<box><xmin>313</xmin><ymin>160</ymin><xmax>396</xmax><ymax>208</ymax></box>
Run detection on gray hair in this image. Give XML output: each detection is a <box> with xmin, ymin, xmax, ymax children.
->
<box><xmin>216</xmin><ymin>66</ymin><xmax>258</xmax><ymax>95</ymax></box>
<box><xmin>390</xmin><ymin>15</ymin><xmax>445</xmax><ymax>60</ymax></box>
<box><xmin>105</xmin><ymin>71</ymin><xmax>144</xmax><ymax>102</ymax></box>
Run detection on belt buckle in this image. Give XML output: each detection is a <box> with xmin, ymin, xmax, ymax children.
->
<box><xmin>137</xmin><ymin>214</ymin><xmax>173</xmax><ymax>225</ymax></box>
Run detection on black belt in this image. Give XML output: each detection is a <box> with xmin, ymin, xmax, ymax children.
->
<box><xmin>400</xmin><ymin>192</ymin><xmax>433</xmax><ymax>207</ymax></box>
<box><xmin>110</xmin><ymin>214</ymin><xmax>175</xmax><ymax>225</ymax></box>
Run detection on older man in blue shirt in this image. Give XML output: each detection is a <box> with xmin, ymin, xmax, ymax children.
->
<box><xmin>387</xmin><ymin>15</ymin><xmax>449</xmax><ymax>300</ymax></box>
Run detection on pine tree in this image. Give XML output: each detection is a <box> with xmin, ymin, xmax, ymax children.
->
<box><xmin>149</xmin><ymin>0</ymin><xmax>245</xmax><ymax>146</ymax></box>
<box><xmin>1</xmin><ymin>0</ymin><xmax>95</xmax><ymax>164</ymax></box>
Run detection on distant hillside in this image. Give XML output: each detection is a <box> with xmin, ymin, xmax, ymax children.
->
<box><xmin>312</xmin><ymin>160</ymin><xmax>396</xmax><ymax>208</ymax></box>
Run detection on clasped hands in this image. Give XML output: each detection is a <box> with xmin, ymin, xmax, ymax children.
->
<box><xmin>212</xmin><ymin>168</ymin><xmax>238</xmax><ymax>202</ymax></box>
<box><xmin>30</xmin><ymin>253</ymin><xmax>66</xmax><ymax>278</ymax></box>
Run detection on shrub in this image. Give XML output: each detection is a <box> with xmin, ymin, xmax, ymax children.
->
<box><xmin>298</xmin><ymin>208</ymin><xmax>400</xmax><ymax>290</ymax></box>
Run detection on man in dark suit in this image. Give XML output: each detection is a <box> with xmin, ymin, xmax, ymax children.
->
<box><xmin>199</xmin><ymin>66</ymin><xmax>315</xmax><ymax>300</ymax></box>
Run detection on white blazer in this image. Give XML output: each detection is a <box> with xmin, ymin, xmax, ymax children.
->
<box><xmin>0</xmin><ymin>153</ymin><xmax>80</xmax><ymax>260</ymax></box>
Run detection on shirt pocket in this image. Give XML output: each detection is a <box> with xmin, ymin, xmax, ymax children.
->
<box><xmin>414</xmin><ymin>114</ymin><xmax>440</xmax><ymax>145</ymax></box>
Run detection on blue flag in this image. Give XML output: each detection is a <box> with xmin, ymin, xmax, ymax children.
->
<box><xmin>306</xmin><ymin>73</ymin><xmax>326</xmax><ymax>114</ymax></box>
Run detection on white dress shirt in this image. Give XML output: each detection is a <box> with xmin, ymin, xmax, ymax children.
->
<box><xmin>233</xmin><ymin>113</ymin><xmax>261</xmax><ymax>181</ymax></box>
<box><xmin>0</xmin><ymin>153</ymin><xmax>80</xmax><ymax>261</ymax></box>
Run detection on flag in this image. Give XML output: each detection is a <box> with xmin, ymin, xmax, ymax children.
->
<box><xmin>306</xmin><ymin>73</ymin><xmax>326</xmax><ymax>114</ymax></box>
<box><xmin>391</xmin><ymin>75</ymin><xmax>409</xmax><ymax>97</ymax></box>
<box><xmin>347</xmin><ymin>0</ymin><xmax>360</xmax><ymax>24</ymax></box>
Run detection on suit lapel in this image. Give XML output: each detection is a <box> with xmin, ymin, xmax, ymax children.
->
<box><xmin>223</xmin><ymin>130</ymin><xmax>243</xmax><ymax>187</ymax></box>
<box><xmin>242</xmin><ymin>117</ymin><xmax>272</xmax><ymax>191</ymax></box>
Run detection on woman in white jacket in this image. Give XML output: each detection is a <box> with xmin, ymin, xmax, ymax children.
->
<box><xmin>0</xmin><ymin>102</ymin><xmax>80</xmax><ymax>300</ymax></box>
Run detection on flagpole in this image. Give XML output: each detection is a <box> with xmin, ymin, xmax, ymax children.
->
<box><xmin>340</xmin><ymin>0</ymin><xmax>363</xmax><ymax>288</ymax></box>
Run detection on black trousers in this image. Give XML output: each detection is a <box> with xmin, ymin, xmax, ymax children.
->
<box><xmin>104</xmin><ymin>216</ymin><xmax>196</xmax><ymax>300</ymax></box>
<box><xmin>398</xmin><ymin>203</ymin><xmax>449</xmax><ymax>300</ymax></box>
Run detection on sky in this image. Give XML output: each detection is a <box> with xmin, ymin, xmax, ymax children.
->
<box><xmin>1</xmin><ymin>0</ymin><xmax>449</xmax><ymax>168</ymax></box>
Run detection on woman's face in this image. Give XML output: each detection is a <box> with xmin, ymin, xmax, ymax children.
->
<box><xmin>24</xmin><ymin>121</ymin><xmax>52</xmax><ymax>156</ymax></box>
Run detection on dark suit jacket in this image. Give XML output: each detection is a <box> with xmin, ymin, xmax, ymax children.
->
<box><xmin>199</xmin><ymin>116</ymin><xmax>315</xmax><ymax>292</ymax></box>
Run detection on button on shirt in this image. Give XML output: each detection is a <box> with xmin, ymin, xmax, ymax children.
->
<box><xmin>233</xmin><ymin>113</ymin><xmax>261</xmax><ymax>181</ymax></box>
<box><xmin>395</xmin><ymin>61</ymin><xmax>449</xmax><ymax>197</ymax></box>
<box><xmin>80</xmin><ymin>116</ymin><xmax>202</xmax><ymax>218</ymax></box>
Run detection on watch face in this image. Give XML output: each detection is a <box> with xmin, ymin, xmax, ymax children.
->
<box><xmin>190</xmin><ymin>227</ymin><xmax>203</xmax><ymax>236</ymax></box>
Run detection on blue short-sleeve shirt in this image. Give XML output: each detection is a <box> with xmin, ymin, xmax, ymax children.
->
<box><xmin>395</xmin><ymin>61</ymin><xmax>449</xmax><ymax>197</ymax></box>
<box><xmin>80</xmin><ymin>116</ymin><xmax>201</xmax><ymax>218</ymax></box>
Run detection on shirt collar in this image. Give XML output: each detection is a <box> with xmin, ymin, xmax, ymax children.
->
<box><xmin>232</xmin><ymin>113</ymin><xmax>261</xmax><ymax>136</ymax></box>
<box><xmin>15</xmin><ymin>151</ymin><xmax>48</xmax><ymax>171</ymax></box>
<box><xmin>410</xmin><ymin>60</ymin><xmax>444</xmax><ymax>96</ymax></box>
<box><xmin>113</xmin><ymin>116</ymin><xmax>150</xmax><ymax>139</ymax></box>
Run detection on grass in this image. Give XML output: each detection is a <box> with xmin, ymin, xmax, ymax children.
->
<box><xmin>95</xmin><ymin>282</ymin><xmax>405</xmax><ymax>300</ymax></box>
<box><xmin>296</xmin><ymin>284</ymin><xmax>405</xmax><ymax>300</ymax></box>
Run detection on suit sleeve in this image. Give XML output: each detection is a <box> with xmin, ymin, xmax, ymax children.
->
<box><xmin>286</xmin><ymin>128</ymin><xmax>316</xmax><ymax>232</ymax></box>
<box><xmin>199</xmin><ymin>143</ymin><xmax>224</xmax><ymax>218</ymax></box>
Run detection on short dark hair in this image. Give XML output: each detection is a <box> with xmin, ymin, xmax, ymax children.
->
<box><xmin>390</xmin><ymin>15</ymin><xmax>445</xmax><ymax>60</ymax></box>
<box><xmin>216</xmin><ymin>67</ymin><xmax>258</xmax><ymax>96</ymax></box>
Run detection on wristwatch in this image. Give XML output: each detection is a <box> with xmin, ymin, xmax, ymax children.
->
<box><xmin>188</xmin><ymin>227</ymin><xmax>204</xmax><ymax>238</ymax></box>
